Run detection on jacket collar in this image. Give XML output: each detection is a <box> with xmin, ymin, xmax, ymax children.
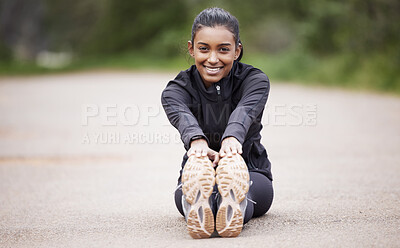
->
<box><xmin>193</xmin><ymin>62</ymin><xmax>237</xmax><ymax>101</ymax></box>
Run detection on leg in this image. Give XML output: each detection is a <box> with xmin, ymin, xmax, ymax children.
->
<box><xmin>244</xmin><ymin>171</ymin><xmax>274</xmax><ymax>222</ymax></box>
<box><xmin>175</xmin><ymin>182</ymin><xmax>218</xmax><ymax>217</ymax></box>
<box><xmin>174</xmin><ymin>184</ymin><xmax>184</xmax><ymax>217</ymax></box>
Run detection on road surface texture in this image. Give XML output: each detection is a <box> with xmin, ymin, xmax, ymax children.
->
<box><xmin>0</xmin><ymin>71</ymin><xmax>399</xmax><ymax>247</ymax></box>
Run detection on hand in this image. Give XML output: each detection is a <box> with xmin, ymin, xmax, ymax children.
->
<box><xmin>219</xmin><ymin>137</ymin><xmax>242</xmax><ymax>158</ymax></box>
<box><xmin>187</xmin><ymin>138</ymin><xmax>220</xmax><ymax>167</ymax></box>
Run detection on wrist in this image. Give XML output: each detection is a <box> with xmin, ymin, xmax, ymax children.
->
<box><xmin>190</xmin><ymin>135</ymin><xmax>207</xmax><ymax>147</ymax></box>
<box><xmin>222</xmin><ymin>136</ymin><xmax>237</xmax><ymax>143</ymax></box>
<box><xmin>190</xmin><ymin>139</ymin><xmax>207</xmax><ymax>146</ymax></box>
<box><xmin>191</xmin><ymin>135</ymin><xmax>204</xmax><ymax>142</ymax></box>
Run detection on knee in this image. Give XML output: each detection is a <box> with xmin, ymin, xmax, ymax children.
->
<box><xmin>248</xmin><ymin>172</ymin><xmax>274</xmax><ymax>218</ymax></box>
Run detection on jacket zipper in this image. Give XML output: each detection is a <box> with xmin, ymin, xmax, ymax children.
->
<box><xmin>215</xmin><ymin>83</ymin><xmax>222</xmax><ymax>107</ymax></box>
<box><xmin>215</xmin><ymin>83</ymin><xmax>223</xmax><ymax>130</ymax></box>
<box><xmin>215</xmin><ymin>84</ymin><xmax>221</xmax><ymax>96</ymax></box>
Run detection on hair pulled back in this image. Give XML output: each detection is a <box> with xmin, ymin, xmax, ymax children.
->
<box><xmin>191</xmin><ymin>7</ymin><xmax>243</xmax><ymax>61</ymax></box>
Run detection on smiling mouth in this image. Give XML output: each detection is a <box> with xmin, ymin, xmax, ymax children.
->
<box><xmin>204</xmin><ymin>66</ymin><xmax>223</xmax><ymax>73</ymax></box>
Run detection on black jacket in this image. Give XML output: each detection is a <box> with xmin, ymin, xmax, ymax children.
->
<box><xmin>161</xmin><ymin>61</ymin><xmax>272</xmax><ymax>181</ymax></box>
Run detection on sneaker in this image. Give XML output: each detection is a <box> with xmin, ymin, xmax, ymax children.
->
<box><xmin>181</xmin><ymin>155</ymin><xmax>216</xmax><ymax>238</ymax></box>
<box><xmin>215</xmin><ymin>154</ymin><xmax>250</xmax><ymax>237</ymax></box>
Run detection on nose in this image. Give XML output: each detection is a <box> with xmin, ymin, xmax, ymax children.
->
<box><xmin>208</xmin><ymin>51</ymin><xmax>219</xmax><ymax>64</ymax></box>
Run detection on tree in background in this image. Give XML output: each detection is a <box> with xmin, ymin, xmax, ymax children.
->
<box><xmin>0</xmin><ymin>0</ymin><xmax>190</xmax><ymax>61</ymax></box>
<box><xmin>0</xmin><ymin>0</ymin><xmax>45</xmax><ymax>61</ymax></box>
<box><xmin>0</xmin><ymin>0</ymin><xmax>398</xmax><ymax>91</ymax></box>
<box><xmin>84</xmin><ymin>0</ymin><xmax>189</xmax><ymax>57</ymax></box>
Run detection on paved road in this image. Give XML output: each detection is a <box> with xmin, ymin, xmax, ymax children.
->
<box><xmin>0</xmin><ymin>72</ymin><xmax>399</xmax><ymax>247</ymax></box>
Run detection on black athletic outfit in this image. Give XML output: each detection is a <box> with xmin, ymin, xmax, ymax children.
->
<box><xmin>161</xmin><ymin>61</ymin><xmax>273</xmax><ymax>223</ymax></box>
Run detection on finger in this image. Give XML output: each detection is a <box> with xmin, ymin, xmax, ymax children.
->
<box><xmin>195</xmin><ymin>149</ymin><xmax>202</xmax><ymax>157</ymax></box>
<box><xmin>220</xmin><ymin>150</ymin><xmax>226</xmax><ymax>158</ymax></box>
<box><xmin>213</xmin><ymin>155</ymin><xmax>220</xmax><ymax>167</ymax></box>
<box><xmin>237</xmin><ymin>146</ymin><xmax>243</xmax><ymax>154</ymax></box>
<box><xmin>187</xmin><ymin>149</ymin><xmax>195</xmax><ymax>157</ymax></box>
<box><xmin>231</xmin><ymin>147</ymin><xmax>237</xmax><ymax>155</ymax></box>
<box><xmin>202</xmin><ymin>149</ymin><xmax>207</xmax><ymax>157</ymax></box>
<box><xmin>207</xmin><ymin>148</ymin><xmax>215</xmax><ymax>155</ymax></box>
<box><xmin>213</xmin><ymin>161</ymin><xmax>218</xmax><ymax>167</ymax></box>
<box><xmin>209</xmin><ymin>150</ymin><xmax>218</xmax><ymax>160</ymax></box>
<box><xmin>207</xmin><ymin>149</ymin><xmax>215</xmax><ymax>160</ymax></box>
<box><xmin>226</xmin><ymin>147</ymin><xmax>233</xmax><ymax>157</ymax></box>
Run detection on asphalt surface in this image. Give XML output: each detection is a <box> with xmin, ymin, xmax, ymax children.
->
<box><xmin>0</xmin><ymin>71</ymin><xmax>399</xmax><ymax>247</ymax></box>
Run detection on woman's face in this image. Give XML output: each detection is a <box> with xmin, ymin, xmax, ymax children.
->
<box><xmin>188</xmin><ymin>26</ymin><xmax>242</xmax><ymax>88</ymax></box>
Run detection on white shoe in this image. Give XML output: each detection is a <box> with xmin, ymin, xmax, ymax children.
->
<box><xmin>181</xmin><ymin>155</ymin><xmax>215</xmax><ymax>239</ymax></box>
<box><xmin>215</xmin><ymin>154</ymin><xmax>250</xmax><ymax>237</ymax></box>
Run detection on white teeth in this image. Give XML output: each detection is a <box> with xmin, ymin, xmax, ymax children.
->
<box><xmin>206</xmin><ymin>67</ymin><xmax>221</xmax><ymax>72</ymax></box>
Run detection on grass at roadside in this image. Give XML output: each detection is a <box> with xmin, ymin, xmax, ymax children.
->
<box><xmin>1</xmin><ymin>51</ymin><xmax>399</xmax><ymax>95</ymax></box>
<box><xmin>0</xmin><ymin>52</ymin><xmax>191</xmax><ymax>75</ymax></box>
<box><xmin>244</xmin><ymin>51</ymin><xmax>400</xmax><ymax>95</ymax></box>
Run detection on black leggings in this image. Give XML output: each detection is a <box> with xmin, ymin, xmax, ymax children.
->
<box><xmin>174</xmin><ymin>171</ymin><xmax>274</xmax><ymax>224</ymax></box>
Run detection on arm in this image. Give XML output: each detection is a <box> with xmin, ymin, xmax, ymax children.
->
<box><xmin>161</xmin><ymin>82</ymin><xmax>220</xmax><ymax>166</ymax></box>
<box><xmin>220</xmin><ymin>72</ymin><xmax>270</xmax><ymax>157</ymax></box>
<box><xmin>161</xmin><ymin>83</ymin><xmax>206</xmax><ymax>150</ymax></box>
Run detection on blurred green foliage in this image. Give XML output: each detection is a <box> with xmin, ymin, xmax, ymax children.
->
<box><xmin>0</xmin><ymin>0</ymin><xmax>399</xmax><ymax>93</ymax></box>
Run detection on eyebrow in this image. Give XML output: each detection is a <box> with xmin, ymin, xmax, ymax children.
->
<box><xmin>197</xmin><ymin>42</ymin><xmax>232</xmax><ymax>46</ymax></box>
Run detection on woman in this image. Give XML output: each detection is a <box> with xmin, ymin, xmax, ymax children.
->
<box><xmin>161</xmin><ymin>7</ymin><xmax>273</xmax><ymax>238</ymax></box>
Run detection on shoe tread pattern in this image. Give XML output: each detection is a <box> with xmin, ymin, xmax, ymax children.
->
<box><xmin>215</xmin><ymin>154</ymin><xmax>249</xmax><ymax>237</ymax></box>
<box><xmin>182</xmin><ymin>155</ymin><xmax>215</xmax><ymax>239</ymax></box>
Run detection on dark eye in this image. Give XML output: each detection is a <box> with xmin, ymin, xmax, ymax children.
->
<box><xmin>220</xmin><ymin>47</ymin><xmax>230</xmax><ymax>52</ymax></box>
<box><xmin>199</xmin><ymin>46</ymin><xmax>208</xmax><ymax>51</ymax></box>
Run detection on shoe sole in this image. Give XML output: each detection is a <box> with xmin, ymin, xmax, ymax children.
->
<box><xmin>182</xmin><ymin>155</ymin><xmax>215</xmax><ymax>239</ymax></box>
<box><xmin>216</xmin><ymin>154</ymin><xmax>249</xmax><ymax>237</ymax></box>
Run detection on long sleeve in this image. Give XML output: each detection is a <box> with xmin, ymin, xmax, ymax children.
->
<box><xmin>221</xmin><ymin>72</ymin><xmax>270</xmax><ymax>144</ymax></box>
<box><xmin>161</xmin><ymin>83</ymin><xmax>207</xmax><ymax>150</ymax></box>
